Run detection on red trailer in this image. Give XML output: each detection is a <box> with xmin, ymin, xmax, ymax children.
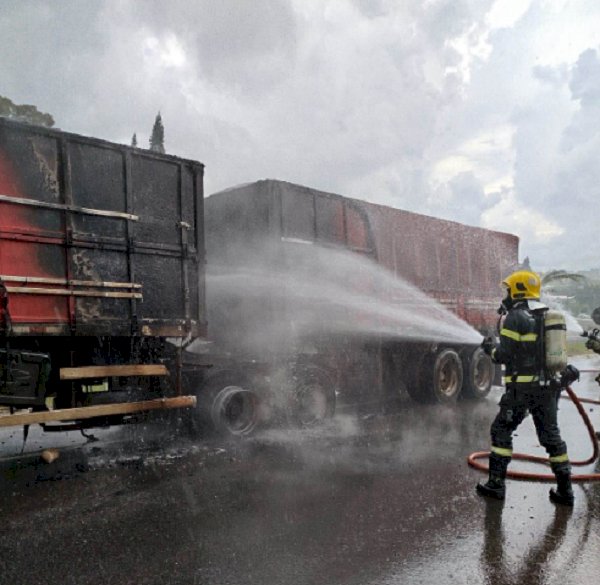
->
<box><xmin>205</xmin><ymin>179</ymin><xmax>518</xmax><ymax>420</ymax></box>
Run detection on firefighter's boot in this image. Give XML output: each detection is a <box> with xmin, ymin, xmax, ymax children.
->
<box><xmin>476</xmin><ymin>453</ymin><xmax>509</xmax><ymax>500</ymax></box>
<box><xmin>549</xmin><ymin>464</ymin><xmax>574</xmax><ymax>506</ymax></box>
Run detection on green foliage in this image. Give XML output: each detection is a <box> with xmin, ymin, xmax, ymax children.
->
<box><xmin>149</xmin><ymin>112</ymin><xmax>165</xmax><ymax>153</ymax></box>
<box><xmin>0</xmin><ymin>95</ymin><xmax>54</xmax><ymax>127</ymax></box>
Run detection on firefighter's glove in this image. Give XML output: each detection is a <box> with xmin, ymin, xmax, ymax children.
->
<box><xmin>481</xmin><ymin>337</ymin><xmax>495</xmax><ymax>356</ymax></box>
<box><xmin>560</xmin><ymin>364</ymin><xmax>580</xmax><ymax>388</ymax></box>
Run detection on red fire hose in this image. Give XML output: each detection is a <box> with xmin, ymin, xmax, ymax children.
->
<box><xmin>468</xmin><ymin>384</ymin><xmax>600</xmax><ymax>482</ymax></box>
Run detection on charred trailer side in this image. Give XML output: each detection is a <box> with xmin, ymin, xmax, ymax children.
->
<box><xmin>204</xmin><ymin>180</ymin><xmax>519</xmax><ymax>422</ymax></box>
<box><xmin>0</xmin><ymin>118</ymin><xmax>206</xmax><ymax>431</ymax></box>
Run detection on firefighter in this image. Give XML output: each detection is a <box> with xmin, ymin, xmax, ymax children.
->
<box><xmin>585</xmin><ymin>331</ymin><xmax>600</xmax><ymax>355</ymax></box>
<box><xmin>477</xmin><ymin>270</ymin><xmax>577</xmax><ymax>506</ymax></box>
<box><xmin>585</xmin><ymin>333</ymin><xmax>600</xmax><ymax>391</ymax></box>
<box><xmin>586</xmin><ymin>337</ymin><xmax>600</xmax><ymax>353</ymax></box>
<box><xmin>583</xmin><ymin>314</ymin><xmax>600</xmax><ymax>439</ymax></box>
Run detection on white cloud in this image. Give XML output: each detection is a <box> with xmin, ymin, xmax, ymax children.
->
<box><xmin>3</xmin><ymin>0</ymin><xmax>600</xmax><ymax>270</ymax></box>
<box><xmin>481</xmin><ymin>189</ymin><xmax>564</xmax><ymax>244</ymax></box>
<box><xmin>432</xmin><ymin>125</ymin><xmax>515</xmax><ymax>192</ymax></box>
<box><xmin>487</xmin><ymin>0</ymin><xmax>532</xmax><ymax>28</ymax></box>
<box><xmin>143</xmin><ymin>34</ymin><xmax>187</xmax><ymax>68</ymax></box>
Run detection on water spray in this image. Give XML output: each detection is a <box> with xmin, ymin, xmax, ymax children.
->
<box><xmin>207</xmin><ymin>242</ymin><xmax>483</xmax><ymax>353</ymax></box>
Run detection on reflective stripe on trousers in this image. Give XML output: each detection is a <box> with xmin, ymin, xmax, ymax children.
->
<box><xmin>491</xmin><ymin>445</ymin><xmax>513</xmax><ymax>458</ymax></box>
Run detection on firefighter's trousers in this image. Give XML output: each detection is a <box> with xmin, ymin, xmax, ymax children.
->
<box><xmin>490</xmin><ymin>383</ymin><xmax>569</xmax><ymax>472</ymax></box>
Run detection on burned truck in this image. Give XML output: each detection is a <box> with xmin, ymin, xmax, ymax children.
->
<box><xmin>204</xmin><ymin>180</ymin><xmax>519</xmax><ymax>423</ymax></box>
<box><xmin>0</xmin><ymin>118</ymin><xmax>204</xmax><ymax>433</ymax></box>
<box><xmin>0</xmin><ymin>119</ymin><xmax>519</xmax><ymax>438</ymax></box>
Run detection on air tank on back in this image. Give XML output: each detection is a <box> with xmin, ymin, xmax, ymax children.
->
<box><xmin>545</xmin><ymin>310</ymin><xmax>567</xmax><ymax>374</ymax></box>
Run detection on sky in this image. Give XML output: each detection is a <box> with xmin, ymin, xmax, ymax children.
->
<box><xmin>2</xmin><ymin>0</ymin><xmax>600</xmax><ymax>270</ymax></box>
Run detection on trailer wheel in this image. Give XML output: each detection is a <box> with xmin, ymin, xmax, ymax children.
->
<box><xmin>461</xmin><ymin>347</ymin><xmax>493</xmax><ymax>400</ymax></box>
<box><xmin>418</xmin><ymin>349</ymin><xmax>463</xmax><ymax>404</ymax></box>
<box><xmin>210</xmin><ymin>385</ymin><xmax>260</xmax><ymax>436</ymax></box>
<box><xmin>290</xmin><ymin>366</ymin><xmax>336</xmax><ymax>427</ymax></box>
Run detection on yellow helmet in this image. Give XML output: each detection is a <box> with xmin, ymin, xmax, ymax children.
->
<box><xmin>502</xmin><ymin>270</ymin><xmax>541</xmax><ymax>300</ymax></box>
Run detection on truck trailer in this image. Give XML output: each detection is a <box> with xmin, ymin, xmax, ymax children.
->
<box><xmin>204</xmin><ymin>180</ymin><xmax>519</xmax><ymax>423</ymax></box>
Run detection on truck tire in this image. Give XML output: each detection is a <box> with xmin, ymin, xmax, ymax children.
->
<box><xmin>461</xmin><ymin>347</ymin><xmax>493</xmax><ymax>400</ymax></box>
<box><xmin>289</xmin><ymin>365</ymin><xmax>336</xmax><ymax>427</ymax></box>
<box><xmin>417</xmin><ymin>348</ymin><xmax>463</xmax><ymax>404</ymax></box>
<box><xmin>210</xmin><ymin>385</ymin><xmax>260</xmax><ymax>436</ymax></box>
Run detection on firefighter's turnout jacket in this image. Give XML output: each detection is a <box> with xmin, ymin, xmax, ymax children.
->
<box><xmin>491</xmin><ymin>299</ymin><xmax>546</xmax><ymax>385</ymax></box>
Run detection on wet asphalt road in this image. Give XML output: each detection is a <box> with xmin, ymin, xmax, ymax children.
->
<box><xmin>1</xmin><ymin>356</ymin><xmax>600</xmax><ymax>585</ymax></box>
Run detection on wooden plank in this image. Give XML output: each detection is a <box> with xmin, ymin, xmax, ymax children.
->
<box><xmin>0</xmin><ymin>396</ymin><xmax>196</xmax><ymax>428</ymax></box>
<box><xmin>0</xmin><ymin>274</ymin><xmax>142</xmax><ymax>289</ymax></box>
<box><xmin>60</xmin><ymin>364</ymin><xmax>168</xmax><ymax>380</ymax></box>
<box><xmin>6</xmin><ymin>287</ymin><xmax>142</xmax><ymax>299</ymax></box>
<box><xmin>0</xmin><ymin>193</ymin><xmax>139</xmax><ymax>221</ymax></box>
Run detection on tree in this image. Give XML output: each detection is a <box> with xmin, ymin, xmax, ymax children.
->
<box><xmin>0</xmin><ymin>94</ymin><xmax>54</xmax><ymax>127</ymax></box>
<box><xmin>541</xmin><ymin>269</ymin><xmax>590</xmax><ymax>315</ymax></box>
<box><xmin>541</xmin><ymin>270</ymin><xmax>586</xmax><ymax>287</ymax></box>
<box><xmin>149</xmin><ymin>112</ymin><xmax>165</xmax><ymax>153</ymax></box>
<box><xmin>131</xmin><ymin>133</ymin><xmax>138</xmax><ymax>147</ymax></box>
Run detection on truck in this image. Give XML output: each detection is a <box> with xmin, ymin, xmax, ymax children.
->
<box><xmin>204</xmin><ymin>180</ymin><xmax>519</xmax><ymax>427</ymax></box>
<box><xmin>0</xmin><ymin>119</ymin><xmax>519</xmax><ymax>438</ymax></box>
<box><xmin>0</xmin><ymin>117</ymin><xmax>204</xmax><ymax>433</ymax></box>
